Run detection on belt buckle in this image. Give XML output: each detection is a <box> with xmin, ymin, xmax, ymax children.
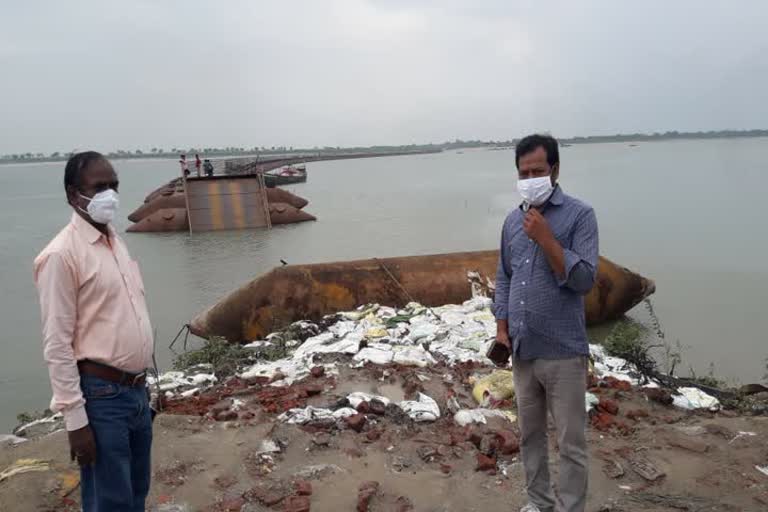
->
<box><xmin>131</xmin><ymin>371</ymin><xmax>147</xmax><ymax>386</ymax></box>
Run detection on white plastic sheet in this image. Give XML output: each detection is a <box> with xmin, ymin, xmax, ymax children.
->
<box><xmin>392</xmin><ymin>346</ymin><xmax>437</xmax><ymax>367</ymax></box>
<box><xmin>353</xmin><ymin>345</ymin><xmax>394</xmax><ymax>365</ymax></box>
<box><xmin>454</xmin><ymin>408</ymin><xmax>514</xmax><ymax>427</ymax></box>
<box><xmin>398</xmin><ymin>393</ymin><xmax>440</xmax><ymax>422</ymax></box>
<box><xmin>672</xmin><ymin>387</ymin><xmax>720</xmax><ymax>411</ymax></box>
<box><xmin>278</xmin><ymin>406</ymin><xmax>357</xmax><ymax>425</ymax></box>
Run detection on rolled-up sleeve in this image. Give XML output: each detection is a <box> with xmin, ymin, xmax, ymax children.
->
<box><xmin>557</xmin><ymin>208</ymin><xmax>599</xmax><ymax>294</ymax></box>
<box><xmin>493</xmin><ymin>218</ymin><xmax>512</xmax><ymax>320</ymax></box>
<box><xmin>34</xmin><ymin>252</ymin><xmax>88</xmax><ymax>431</ymax></box>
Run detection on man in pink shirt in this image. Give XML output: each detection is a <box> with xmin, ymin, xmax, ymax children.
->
<box><xmin>34</xmin><ymin>151</ymin><xmax>154</xmax><ymax>511</ymax></box>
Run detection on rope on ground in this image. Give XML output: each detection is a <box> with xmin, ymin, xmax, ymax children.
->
<box><xmin>375</xmin><ymin>258</ymin><xmax>439</xmax><ymax>319</ymax></box>
<box><xmin>169</xmin><ymin>323</ymin><xmax>191</xmax><ymax>352</ymax></box>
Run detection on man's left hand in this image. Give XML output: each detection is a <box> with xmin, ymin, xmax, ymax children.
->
<box><xmin>523</xmin><ymin>208</ymin><xmax>555</xmax><ymax>245</ymax></box>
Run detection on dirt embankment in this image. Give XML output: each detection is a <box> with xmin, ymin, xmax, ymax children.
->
<box><xmin>4</xmin><ymin>299</ymin><xmax>768</xmax><ymax>511</ymax></box>
<box><xmin>3</xmin><ymin>360</ymin><xmax>768</xmax><ymax>512</ymax></box>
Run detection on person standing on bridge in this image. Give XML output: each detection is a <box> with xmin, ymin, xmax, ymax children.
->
<box><xmin>195</xmin><ymin>153</ymin><xmax>202</xmax><ymax>177</ymax></box>
<box><xmin>179</xmin><ymin>153</ymin><xmax>190</xmax><ymax>177</ymax></box>
<box><xmin>494</xmin><ymin>134</ymin><xmax>599</xmax><ymax>512</ymax></box>
<box><xmin>34</xmin><ymin>152</ymin><xmax>155</xmax><ymax>511</ymax></box>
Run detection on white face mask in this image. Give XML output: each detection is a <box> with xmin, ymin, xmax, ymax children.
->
<box><xmin>79</xmin><ymin>189</ymin><xmax>120</xmax><ymax>225</ymax></box>
<box><xmin>517</xmin><ymin>176</ymin><xmax>553</xmax><ymax>207</ymax></box>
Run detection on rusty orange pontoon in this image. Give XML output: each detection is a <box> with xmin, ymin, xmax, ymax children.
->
<box><xmin>190</xmin><ymin>251</ymin><xmax>655</xmax><ymax>342</ymax></box>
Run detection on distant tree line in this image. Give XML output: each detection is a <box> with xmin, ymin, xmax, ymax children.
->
<box><xmin>2</xmin><ymin>129</ymin><xmax>767</xmax><ymax>164</ymax></box>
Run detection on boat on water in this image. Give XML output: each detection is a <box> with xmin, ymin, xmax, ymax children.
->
<box><xmin>190</xmin><ymin>250</ymin><xmax>655</xmax><ymax>342</ymax></box>
<box><xmin>263</xmin><ymin>164</ymin><xmax>307</xmax><ymax>187</ymax></box>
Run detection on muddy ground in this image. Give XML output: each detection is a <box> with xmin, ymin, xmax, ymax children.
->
<box><xmin>2</xmin><ymin>361</ymin><xmax>768</xmax><ymax>512</ymax></box>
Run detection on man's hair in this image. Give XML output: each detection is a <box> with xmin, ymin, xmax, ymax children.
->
<box><xmin>515</xmin><ymin>134</ymin><xmax>559</xmax><ymax>169</ymax></box>
<box><xmin>64</xmin><ymin>151</ymin><xmax>105</xmax><ymax>193</ymax></box>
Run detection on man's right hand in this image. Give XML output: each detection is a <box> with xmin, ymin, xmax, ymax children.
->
<box><xmin>68</xmin><ymin>425</ymin><xmax>96</xmax><ymax>466</ymax></box>
<box><xmin>496</xmin><ymin>319</ymin><xmax>511</xmax><ymax>348</ymax></box>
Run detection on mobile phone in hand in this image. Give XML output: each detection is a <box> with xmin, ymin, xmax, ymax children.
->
<box><xmin>486</xmin><ymin>340</ymin><xmax>510</xmax><ymax>366</ymax></box>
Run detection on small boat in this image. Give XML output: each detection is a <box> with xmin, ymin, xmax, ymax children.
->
<box><xmin>190</xmin><ymin>251</ymin><xmax>656</xmax><ymax>342</ymax></box>
<box><xmin>263</xmin><ymin>165</ymin><xmax>307</xmax><ymax>187</ymax></box>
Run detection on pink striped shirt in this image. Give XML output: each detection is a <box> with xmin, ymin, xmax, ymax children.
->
<box><xmin>33</xmin><ymin>213</ymin><xmax>154</xmax><ymax>431</ymax></box>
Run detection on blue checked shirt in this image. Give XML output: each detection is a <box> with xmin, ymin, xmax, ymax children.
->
<box><xmin>493</xmin><ymin>185</ymin><xmax>599</xmax><ymax>360</ymax></box>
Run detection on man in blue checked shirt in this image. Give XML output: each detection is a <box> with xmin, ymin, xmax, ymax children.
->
<box><xmin>494</xmin><ymin>134</ymin><xmax>598</xmax><ymax>512</ymax></box>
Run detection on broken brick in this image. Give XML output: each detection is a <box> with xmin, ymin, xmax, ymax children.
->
<box><xmin>356</xmin><ymin>401</ymin><xmax>371</xmax><ymax>414</ymax></box>
<box><xmin>598</xmin><ymin>398</ymin><xmax>619</xmax><ymax>416</ymax></box>
<box><xmin>591</xmin><ymin>412</ymin><xmax>617</xmax><ymax>432</ymax></box>
<box><xmin>310</xmin><ymin>366</ymin><xmax>325</xmax><ymax>378</ymax></box>
<box><xmin>497</xmin><ymin>430</ymin><xmax>520</xmax><ymax>455</ymax></box>
<box><xmin>284</xmin><ymin>495</ymin><xmax>311</xmax><ymax>512</ymax></box>
<box><xmin>294</xmin><ymin>480</ymin><xmax>312</xmax><ymax>496</ymax></box>
<box><xmin>344</xmin><ymin>414</ymin><xmax>367</xmax><ymax>432</ymax></box>
<box><xmin>303</xmin><ymin>383</ymin><xmax>324</xmax><ymax>397</ymax></box>
<box><xmin>603</xmin><ymin>376</ymin><xmax>632</xmax><ymax>392</ymax></box>
<box><xmin>476</xmin><ymin>454</ymin><xmax>497</xmax><ymax>472</ymax></box>
<box><xmin>357</xmin><ymin>481</ymin><xmax>379</xmax><ymax>512</ymax></box>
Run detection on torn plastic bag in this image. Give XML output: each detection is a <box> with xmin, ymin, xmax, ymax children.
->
<box><xmin>398</xmin><ymin>393</ymin><xmax>440</xmax><ymax>422</ymax></box>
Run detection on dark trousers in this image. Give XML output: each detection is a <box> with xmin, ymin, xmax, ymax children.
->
<box><xmin>80</xmin><ymin>375</ymin><xmax>153</xmax><ymax>512</ymax></box>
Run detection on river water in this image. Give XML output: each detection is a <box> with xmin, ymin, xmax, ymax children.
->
<box><xmin>1</xmin><ymin>139</ymin><xmax>765</xmax><ymax>432</ymax></box>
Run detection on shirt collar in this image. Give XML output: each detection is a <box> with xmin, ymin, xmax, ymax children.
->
<box><xmin>549</xmin><ymin>184</ymin><xmax>564</xmax><ymax>206</ymax></box>
<box><xmin>70</xmin><ymin>212</ymin><xmax>114</xmax><ymax>244</ymax></box>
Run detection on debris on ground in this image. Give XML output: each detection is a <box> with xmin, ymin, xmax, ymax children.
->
<box><xmin>0</xmin><ymin>458</ymin><xmax>50</xmax><ymax>482</ymax></box>
<box><xmin>5</xmin><ymin>297</ymin><xmax>768</xmax><ymax>511</ymax></box>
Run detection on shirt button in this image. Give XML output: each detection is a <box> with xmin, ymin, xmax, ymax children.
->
<box><xmin>522</xmin><ymin>281</ymin><xmax>526</xmax><ymax>285</ymax></box>
<box><xmin>528</xmin><ymin>239</ymin><xmax>532</xmax><ymax>243</ymax></box>
<box><xmin>525</xmin><ymin>259</ymin><xmax>530</xmax><ymax>264</ymax></box>
<box><xmin>520</xmin><ymin>300</ymin><xmax>525</xmax><ymax>305</ymax></box>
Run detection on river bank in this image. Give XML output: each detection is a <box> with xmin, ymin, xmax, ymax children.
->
<box><xmin>3</xmin><ymin>298</ymin><xmax>768</xmax><ymax>511</ymax></box>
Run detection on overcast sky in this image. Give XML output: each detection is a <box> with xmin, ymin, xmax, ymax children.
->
<box><xmin>2</xmin><ymin>0</ymin><xmax>767</xmax><ymax>154</ymax></box>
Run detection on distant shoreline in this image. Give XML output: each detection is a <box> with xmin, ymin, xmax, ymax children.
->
<box><xmin>2</xmin><ymin>129</ymin><xmax>767</xmax><ymax>166</ymax></box>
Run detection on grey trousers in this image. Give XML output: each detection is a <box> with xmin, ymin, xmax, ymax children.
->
<box><xmin>512</xmin><ymin>356</ymin><xmax>588</xmax><ymax>512</ymax></box>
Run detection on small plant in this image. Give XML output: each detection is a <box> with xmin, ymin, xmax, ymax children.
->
<box><xmin>15</xmin><ymin>409</ymin><xmax>52</xmax><ymax>426</ymax></box>
<box><xmin>173</xmin><ymin>336</ymin><xmax>253</xmax><ymax>378</ymax></box>
<box><xmin>603</xmin><ymin>319</ymin><xmax>660</xmax><ymax>377</ymax></box>
<box><xmin>16</xmin><ymin>412</ymin><xmax>35</xmax><ymax>425</ymax></box>
<box><xmin>687</xmin><ymin>362</ymin><xmax>725</xmax><ymax>389</ymax></box>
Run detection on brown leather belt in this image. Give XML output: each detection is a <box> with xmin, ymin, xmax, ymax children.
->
<box><xmin>77</xmin><ymin>360</ymin><xmax>147</xmax><ymax>387</ymax></box>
